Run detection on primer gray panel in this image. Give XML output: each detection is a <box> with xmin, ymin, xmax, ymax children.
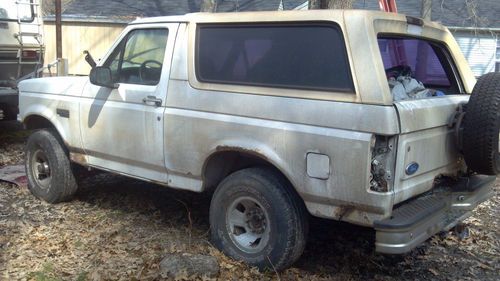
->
<box><xmin>166</xmin><ymin>80</ymin><xmax>400</xmax><ymax>135</ymax></box>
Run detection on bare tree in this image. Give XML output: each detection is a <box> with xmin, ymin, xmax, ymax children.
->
<box><xmin>421</xmin><ymin>0</ymin><xmax>432</xmax><ymax>20</ymax></box>
<box><xmin>309</xmin><ymin>0</ymin><xmax>354</xmax><ymax>9</ymax></box>
<box><xmin>200</xmin><ymin>0</ymin><xmax>217</xmax><ymax>12</ymax></box>
<box><xmin>41</xmin><ymin>0</ymin><xmax>73</xmax><ymax>16</ymax></box>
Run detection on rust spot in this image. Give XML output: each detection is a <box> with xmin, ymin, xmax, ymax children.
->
<box><xmin>70</xmin><ymin>152</ymin><xmax>88</xmax><ymax>166</ymax></box>
<box><xmin>333</xmin><ymin>205</ymin><xmax>355</xmax><ymax>221</ymax></box>
<box><xmin>215</xmin><ymin>145</ymin><xmax>268</xmax><ymax>160</ymax></box>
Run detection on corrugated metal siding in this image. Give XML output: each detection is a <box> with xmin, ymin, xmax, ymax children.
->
<box><xmin>453</xmin><ymin>32</ymin><xmax>497</xmax><ymax>77</ymax></box>
<box><xmin>43</xmin><ymin>21</ymin><xmax>125</xmax><ymax>75</ymax></box>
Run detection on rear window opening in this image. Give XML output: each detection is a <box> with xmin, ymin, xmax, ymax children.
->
<box><xmin>378</xmin><ymin>36</ymin><xmax>462</xmax><ymax>102</ymax></box>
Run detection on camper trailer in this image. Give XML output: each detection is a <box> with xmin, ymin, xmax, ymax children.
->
<box><xmin>0</xmin><ymin>0</ymin><xmax>43</xmax><ymax>120</ymax></box>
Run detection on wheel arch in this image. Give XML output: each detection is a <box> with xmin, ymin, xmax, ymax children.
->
<box><xmin>22</xmin><ymin>114</ymin><xmax>68</xmax><ymax>148</ymax></box>
<box><xmin>201</xmin><ymin>145</ymin><xmax>302</xmax><ymax>201</ymax></box>
<box><xmin>23</xmin><ymin>114</ymin><xmax>56</xmax><ymax>130</ymax></box>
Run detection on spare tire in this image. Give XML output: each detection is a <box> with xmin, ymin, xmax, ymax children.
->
<box><xmin>463</xmin><ymin>72</ymin><xmax>500</xmax><ymax>175</ymax></box>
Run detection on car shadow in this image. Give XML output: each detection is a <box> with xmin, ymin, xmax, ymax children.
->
<box><xmin>87</xmin><ymin>87</ymin><xmax>113</xmax><ymax>128</ymax></box>
<box><xmin>0</xmin><ymin>120</ymin><xmax>24</xmax><ymax>133</ymax></box>
<box><xmin>73</xmin><ymin>173</ymin><xmax>424</xmax><ymax>279</ymax></box>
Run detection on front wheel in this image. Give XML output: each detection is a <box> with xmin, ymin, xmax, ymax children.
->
<box><xmin>209</xmin><ymin>167</ymin><xmax>308</xmax><ymax>271</ymax></box>
<box><xmin>25</xmin><ymin>129</ymin><xmax>78</xmax><ymax>203</ymax></box>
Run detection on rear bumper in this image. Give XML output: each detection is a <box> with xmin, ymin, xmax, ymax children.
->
<box><xmin>0</xmin><ymin>88</ymin><xmax>18</xmax><ymax>101</ymax></box>
<box><xmin>374</xmin><ymin>175</ymin><xmax>495</xmax><ymax>254</ymax></box>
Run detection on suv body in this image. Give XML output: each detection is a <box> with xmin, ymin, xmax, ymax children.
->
<box><xmin>18</xmin><ymin>10</ymin><xmax>495</xmax><ymax>268</ymax></box>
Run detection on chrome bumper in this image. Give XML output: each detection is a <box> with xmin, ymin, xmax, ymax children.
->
<box><xmin>374</xmin><ymin>175</ymin><xmax>495</xmax><ymax>254</ymax></box>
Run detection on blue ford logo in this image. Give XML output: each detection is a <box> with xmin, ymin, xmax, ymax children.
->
<box><xmin>405</xmin><ymin>162</ymin><xmax>419</xmax><ymax>175</ymax></box>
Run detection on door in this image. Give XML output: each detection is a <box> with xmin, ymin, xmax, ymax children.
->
<box><xmin>377</xmin><ymin>35</ymin><xmax>467</xmax><ymax>204</ymax></box>
<box><xmin>80</xmin><ymin>24</ymin><xmax>178</xmax><ymax>183</ymax></box>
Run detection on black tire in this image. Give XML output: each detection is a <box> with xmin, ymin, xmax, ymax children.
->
<box><xmin>209</xmin><ymin>167</ymin><xmax>308</xmax><ymax>271</ymax></box>
<box><xmin>25</xmin><ymin>129</ymin><xmax>78</xmax><ymax>203</ymax></box>
<box><xmin>463</xmin><ymin>72</ymin><xmax>500</xmax><ymax>175</ymax></box>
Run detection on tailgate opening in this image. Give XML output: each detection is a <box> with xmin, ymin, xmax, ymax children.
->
<box><xmin>377</xmin><ymin>35</ymin><xmax>465</xmax><ymax>102</ymax></box>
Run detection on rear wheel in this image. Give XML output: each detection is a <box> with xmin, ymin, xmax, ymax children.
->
<box><xmin>25</xmin><ymin>129</ymin><xmax>78</xmax><ymax>203</ymax></box>
<box><xmin>209</xmin><ymin>167</ymin><xmax>308</xmax><ymax>271</ymax></box>
<box><xmin>463</xmin><ymin>72</ymin><xmax>500</xmax><ymax>175</ymax></box>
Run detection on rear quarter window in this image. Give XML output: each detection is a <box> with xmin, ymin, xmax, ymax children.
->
<box><xmin>196</xmin><ymin>23</ymin><xmax>354</xmax><ymax>93</ymax></box>
<box><xmin>377</xmin><ymin>35</ymin><xmax>463</xmax><ymax>100</ymax></box>
<box><xmin>378</xmin><ymin>38</ymin><xmax>451</xmax><ymax>87</ymax></box>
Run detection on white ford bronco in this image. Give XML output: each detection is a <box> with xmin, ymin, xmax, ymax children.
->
<box><xmin>18</xmin><ymin>10</ymin><xmax>498</xmax><ymax>270</ymax></box>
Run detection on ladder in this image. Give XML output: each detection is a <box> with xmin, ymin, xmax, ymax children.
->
<box><xmin>378</xmin><ymin>0</ymin><xmax>398</xmax><ymax>13</ymax></box>
<box><xmin>14</xmin><ymin>0</ymin><xmax>43</xmax><ymax>80</ymax></box>
<box><xmin>378</xmin><ymin>0</ymin><xmax>407</xmax><ymax>66</ymax></box>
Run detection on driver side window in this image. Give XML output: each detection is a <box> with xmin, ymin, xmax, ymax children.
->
<box><xmin>104</xmin><ymin>28</ymin><xmax>169</xmax><ymax>86</ymax></box>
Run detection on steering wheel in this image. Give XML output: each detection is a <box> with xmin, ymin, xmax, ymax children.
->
<box><xmin>139</xmin><ymin>60</ymin><xmax>162</xmax><ymax>83</ymax></box>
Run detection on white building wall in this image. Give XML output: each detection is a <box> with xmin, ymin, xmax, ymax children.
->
<box><xmin>43</xmin><ymin>20</ymin><xmax>125</xmax><ymax>75</ymax></box>
<box><xmin>453</xmin><ymin>31</ymin><xmax>497</xmax><ymax>77</ymax></box>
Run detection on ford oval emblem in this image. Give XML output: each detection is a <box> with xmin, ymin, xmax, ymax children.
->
<box><xmin>405</xmin><ymin>162</ymin><xmax>419</xmax><ymax>175</ymax></box>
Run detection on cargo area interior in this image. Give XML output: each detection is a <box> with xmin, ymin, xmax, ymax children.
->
<box><xmin>378</xmin><ymin>36</ymin><xmax>463</xmax><ymax>101</ymax></box>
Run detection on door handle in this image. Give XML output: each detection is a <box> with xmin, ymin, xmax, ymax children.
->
<box><xmin>142</xmin><ymin>95</ymin><xmax>162</xmax><ymax>107</ymax></box>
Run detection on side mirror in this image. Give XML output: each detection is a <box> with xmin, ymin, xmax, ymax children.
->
<box><xmin>89</xmin><ymin>66</ymin><xmax>118</xmax><ymax>89</ymax></box>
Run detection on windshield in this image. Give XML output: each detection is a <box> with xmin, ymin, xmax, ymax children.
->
<box><xmin>0</xmin><ymin>0</ymin><xmax>34</xmax><ymax>22</ymax></box>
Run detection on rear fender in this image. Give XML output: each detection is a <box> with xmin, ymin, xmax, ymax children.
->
<box><xmin>205</xmin><ymin>139</ymin><xmax>297</xmax><ymax>188</ymax></box>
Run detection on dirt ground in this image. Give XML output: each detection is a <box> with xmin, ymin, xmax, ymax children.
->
<box><xmin>0</xmin><ymin>121</ymin><xmax>498</xmax><ymax>281</ymax></box>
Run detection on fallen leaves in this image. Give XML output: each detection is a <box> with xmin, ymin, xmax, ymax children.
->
<box><xmin>428</xmin><ymin>268</ymin><xmax>439</xmax><ymax>276</ymax></box>
<box><xmin>1</xmin><ymin>176</ymin><xmax>498</xmax><ymax>280</ymax></box>
<box><xmin>0</xmin><ymin>123</ymin><xmax>499</xmax><ymax>281</ymax></box>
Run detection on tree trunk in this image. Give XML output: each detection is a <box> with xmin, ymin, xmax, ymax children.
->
<box><xmin>309</xmin><ymin>0</ymin><xmax>322</xmax><ymax>9</ymax></box>
<box><xmin>421</xmin><ymin>0</ymin><xmax>432</xmax><ymax>20</ymax></box>
<box><xmin>327</xmin><ymin>0</ymin><xmax>354</xmax><ymax>9</ymax></box>
<box><xmin>309</xmin><ymin>0</ymin><xmax>353</xmax><ymax>9</ymax></box>
<box><xmin>200</xmin><ymin>0</ymin><xmax>217</xmax><ymax>12</ymax></box>
<box><xmin>55</xmin><ymin>0</ymin><xmax>62</xmax><ymax>59</ymax></box>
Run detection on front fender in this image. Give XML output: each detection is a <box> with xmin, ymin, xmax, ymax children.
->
<box><xmin>19</xmin><ymin>92</ymin><xmax>82</xmax><ymax>150</ymax></box>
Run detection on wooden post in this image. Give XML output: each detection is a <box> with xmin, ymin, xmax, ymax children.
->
<box><xmin>55</xmin><ymin>0</ymin><xmax>62</xmax><ymax>59</ymax></box>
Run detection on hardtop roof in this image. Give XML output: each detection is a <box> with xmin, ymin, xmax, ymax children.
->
<box><xmin>130</xmin><ymin>9</ymin><xmax>441</xmax><ymax>29</ymax></box>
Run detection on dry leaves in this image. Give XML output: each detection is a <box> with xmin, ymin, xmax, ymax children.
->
<box><xmin>0</xmin><ymin>122</ymin><xmax>499</xmax><ymax>281</ymax></box>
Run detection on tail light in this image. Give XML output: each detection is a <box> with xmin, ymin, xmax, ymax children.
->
<box><xmin>21</xmin><ymin>50</ymin><xmax>38</xmax><ymax>59</ymax></box>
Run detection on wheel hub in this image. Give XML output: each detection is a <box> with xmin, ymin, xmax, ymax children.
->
<box><xmin>246</xmin><ymin>208</ymin><xmax>266</xmax><ymax>234</ymax></box>
<box><xmin>31</xmin><ymin>149</ymin><xmax>51</xmax><ymax>190</ymax></box>
<box><xmin>36</xmin><ymin>162</ymin><xmax>50</xmax><ymax>175</ymax></box>
<box><xmin>226</xmin><ymin>196</ymin><xmax>270</xmax><ymax>253</ymax></box>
